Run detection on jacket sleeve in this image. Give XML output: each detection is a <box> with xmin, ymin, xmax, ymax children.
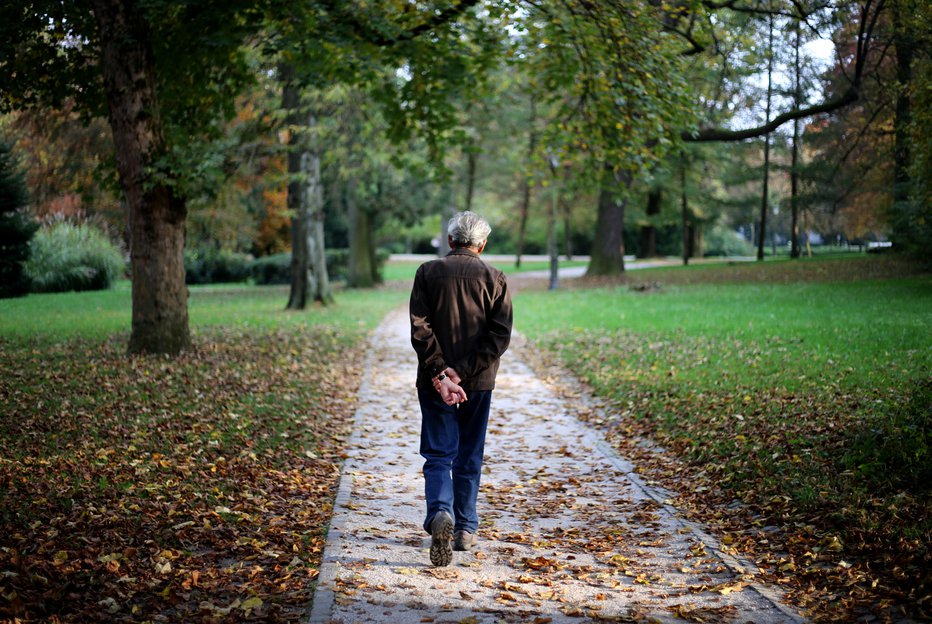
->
<box><xmin>409</xmin><ymin>265</ymin><xmax>447</xmax><ymax>378</ymax></box>
<box><xmin>452</xmin><ymin>273</ymin><xmax>513</xmax><ymax>379</ymax></box>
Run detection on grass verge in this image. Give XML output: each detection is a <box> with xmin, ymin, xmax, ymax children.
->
<box><xmin>0</xmin><ymin>285</ymin><xmax>406</xmax><ymax>622</ymax></box>
<box><xmin>515</xmin><ymin>256</ymin><xmax>931</xmax><ymax>622</ymax></box>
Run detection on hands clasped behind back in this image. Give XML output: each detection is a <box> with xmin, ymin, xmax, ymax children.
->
<box><xmin>433</xmin><ymin>367</ymin><xmax>467</xmax><ymax>406</ymax></box>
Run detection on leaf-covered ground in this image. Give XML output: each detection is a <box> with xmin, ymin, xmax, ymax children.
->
<box><xmin>0</xmin><ymin>326</ymin><xmax>363</xmax><ymax>622</ymax></box>
<box><xmin>515</xmin><ymin>261</ymin><xmax>931</xmax><ymax>623</ymax></box>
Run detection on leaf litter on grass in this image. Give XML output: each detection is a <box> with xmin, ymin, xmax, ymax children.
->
<box><xmin>0</xmin><ymin>326</ymin><xmax>364</xmax><ymax>622</ymax></box>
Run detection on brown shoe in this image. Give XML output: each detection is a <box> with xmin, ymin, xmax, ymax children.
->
<box><xmin>453</xmin><ymin>530</ymin><xmax>477</xmax><ymax>552</ymax></box>
<box><xmin>429</xmin><ymin>512</ymin><xmax>454</xmax><ymax>566</ymax></box>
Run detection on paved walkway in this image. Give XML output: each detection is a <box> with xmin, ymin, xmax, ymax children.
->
<box><xmin>309</xmin><ymin>308</ymin><xmax>805</xmax><ymax>624</ymax></box>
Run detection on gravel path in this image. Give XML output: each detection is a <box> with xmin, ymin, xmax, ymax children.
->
<box><xmin>309</xmin><ymin>307</ymin><xmax>805</xmax><ymax>624</ymax></box>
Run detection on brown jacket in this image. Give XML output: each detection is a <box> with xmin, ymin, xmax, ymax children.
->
<box><xmin>410</xmin><ymin>248</ymin><xmax>513</xmax><ymax>391</ymax></box>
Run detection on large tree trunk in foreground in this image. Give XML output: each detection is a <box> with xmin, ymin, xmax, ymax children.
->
<box><xmin>586</xmin><ymin>164</ymin><xmax>629</xmax><ymax>276</ymax></box>
<box><xmin>92</xmin><ymin>0</ymin><xmax>189</xmax><ymax>355</ymax></box>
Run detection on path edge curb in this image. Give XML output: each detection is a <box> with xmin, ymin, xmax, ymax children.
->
<box><xmin>306</xmin><ymin>342</ymin><xmax>377</xmax><ymax>624</ymax></box>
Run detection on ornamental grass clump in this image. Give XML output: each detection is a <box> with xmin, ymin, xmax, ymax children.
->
<box><xmin>25</xmin><ymin>221</ymin><xmax>125</xmax><ymax>293</ymax></box>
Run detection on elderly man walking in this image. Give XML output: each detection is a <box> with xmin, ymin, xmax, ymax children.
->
<box><xmin>409</xmin><ymin>211</ymin><xmax>513</xmax><ymax>567</ymax></box>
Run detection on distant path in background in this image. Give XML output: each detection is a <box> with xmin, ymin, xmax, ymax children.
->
<box><xmin>389</xmin><ymin>254</ymin><xmax>757</xmax><ymax>281</ymax></box>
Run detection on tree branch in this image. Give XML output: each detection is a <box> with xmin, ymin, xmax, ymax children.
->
<box><xmin>686</xmin><ymin>0</ymin><xmax>885</xmax><ymax>142</ymax></box>
<box><xmin>317</xmin><ymin>0</ymin><xmax>482</xmax><ymax>48</ymax></box>
<box><xmin>685</xmin><ymin>88</ymin><xmax>858</xmax><ymax>141</ymax></box>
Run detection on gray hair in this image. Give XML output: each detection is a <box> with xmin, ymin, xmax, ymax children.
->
<box><xmin>447</xmin><ymin>211</ymin><xmax>492</xmax><ymax>248</ymax></box>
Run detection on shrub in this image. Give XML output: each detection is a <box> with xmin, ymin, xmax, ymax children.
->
<box><xmin>25</xmin><ymin>222</ymin><xmax>125</xmax><ymax>293</ymax></box>
<box><xmin>703</xmin><ymin>224</ymin><xmax>754</xmax><ymax>257</ymax></box>
<box><xmin>0</xmin><ymin>142</ymin><xmax>37</xmax><ymax>298</ymax></box>
<box><xmin>184</xmin><ymin>247</ymin><xmax>253</xmax><ymax>285</ymax></box>
<box><xmin>251</xmin><ymin>248</ymin><xmax>391</xmax><ymax>285</ymax></box>
<box><xmin>252</xmin><ymin>253</ymin><xmax>291</xmax><ymax>285</ymax></box>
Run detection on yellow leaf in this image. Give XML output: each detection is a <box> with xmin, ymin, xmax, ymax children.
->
<box><xmin>240</xmin><ymin>596</ymin><xmax>263</xmax><ymax>611</ymax></box>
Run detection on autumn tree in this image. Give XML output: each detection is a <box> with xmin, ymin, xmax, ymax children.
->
<box><xmin>801</xmin><ymin>0</ymin><xmax>930</xmax><ymax>254</ymax></box>
<box><xmin>0</xmin><ymin>103</ymin><xmax>119</xmax><ymax>229</ymax></box>
<box><xmin>1</xmin><ymin>0</ymin><xmax>266</xmax><ymax>353</ymax></box>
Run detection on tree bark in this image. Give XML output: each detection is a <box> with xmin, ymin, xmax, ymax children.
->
<box><xmin>547</xmin><ymin>160</ymin><xmax>559</xmax><ymax>290</ymax></box>
<box><xmin>464</xmin><ymin>147</ymin><xmax>478</xmax><ymax>213</ymax></box>
<box><xmin>305</xmin><ymin>118</ymin><xmax>332</xmax><ymax>304</ymax></box>
<box><xmin>282</xmin><ymin>64</ymin><xmax>309</xmax><ymax>310</ymax></box>
<box><xmin>92</xmin><ymin>0</ymin><xmax>189</xmax><ymax>355</ymax></box>
<box><xmin>790</xmin><ymin>22</ymin><xmax>802</xmax><ymax>259</ymax></box>
<box><xmin>438</xmin><ymin>200</ymin><xmax>453</xmax><ymax>257</ymax></box>
<box><xmin>347</xmin><ymin>180</ymin><xmax>376</xmax><ymax>288</ymax></box>
<box><xmin>562</xmin><ymin>187</ymin><xmax>573</xmax><ymax>261</ymax></box>
<box><xmin>891</xmin><ymin>0</ymin><xmax>914</xmax><ymax>242</ymax></box>
<box><xmin>281</xmin><ymin>66</ymin><xmax>331</xmax><ymax>309</ymax></box>
<box><xmin>681</xmin><ymin>158</ymin><xmax>691</xmax><ymax>265</ymax></box>
<box><xmin>586</xmin><ymin>164</ymin><xmax>628</xmax><ymax>276</ymax></box>
<box><xmin>640</xmin><ymin>187</ymin><xmax>662</xmax><ymax>258</ymax></box>
<box><xmin>758</xmin><ymin>11</ymin><xmax>774</xmax><ymax>262</ymax></box>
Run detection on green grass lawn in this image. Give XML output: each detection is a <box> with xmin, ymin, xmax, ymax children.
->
<box><xmin>0</xmin><ymin>280</ymin><xmax>407</xmax><ymax>343</ymax></box>
<box><xmin>514</xmin><ymin>260</ymin><xmax>931</xmax><ymax>621</ymax></box>
<box><xmin>516</xmin><ymin>278</ymin><xmax>931</xmax><ymax>392</ymax></box>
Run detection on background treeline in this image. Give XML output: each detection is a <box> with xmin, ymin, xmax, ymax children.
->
<box><xmin>0</xmin><ymin>1</ymin><xmax>928</xmax><ymax>348</ymax></box>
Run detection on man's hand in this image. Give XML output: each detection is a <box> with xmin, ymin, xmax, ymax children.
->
<box><xmin>433</xmin><ymin>370</ymin><xmax>467</xmax><ymax>406</ymax></box>
<box><xmin>443</xmin><ymin>367</ymin><xmax>462</xmax><ymax>385</ymax></box>
<box><xmin>437</xmin><ymin>379</ymin><xmax>467</xmax><ymax>406</ymax></box>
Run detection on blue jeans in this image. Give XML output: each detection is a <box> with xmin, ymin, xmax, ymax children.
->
<box><xmin>418</xmin><ymin>387</ymin><xmax>492</xmax><ymax>535</ymax></box>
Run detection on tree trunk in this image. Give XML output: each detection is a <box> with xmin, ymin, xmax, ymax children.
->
<box><xmin>305</xmin><ymin>117</ymin><xmax>332</xmax><ymax>304</ymax></box>
<box><xmin>561</xmin><ymin>188</ymin><xmax>573</xmax><ymax>261</ymax></box>
<box><xmin>515</xmin><ymin>97</ymin><xmax>536</xmax><ymax>268</ymax></box>
<box><xmin>891</xmin><ymin>1</ymin><xmax>914</xmax><ymax>244</ymax></box>
<box><xmin>464</xmin><ymin>147</ymin><xmax>478</xmax><ymax>213</ymax></box>
<box><xmin>547</xmin><ymin>161</ymin><xmax>559</xmax><ymax>290</ymax></box>
<box><xmin>757</xmin><ymin>11</ymin><xmax>775</xmax><ymax>262</ymax></box>
<box><xmin>586</xmin><ymin>164</ymin><xmax>628</xmax><ymax>276</ymax></box>
<box><xmin>347</xmin><ymin>180</ymin><xmax>375</xmax><ymax>288</ymax></box>
<box><xmin>438</xmin><ymin>200</ymin><xmax>453</xmax><ymax>257</ymax></box>
<box><xmin>681</xmin><ymin>158</ymin><xmax>690</xmax><ymax>266</ymax></box>
<box><xmin>92</xmin><ymin>0</ymin><xmax>189</xmax><ymax>355</ymax></box>
<box><xmin>640</xmin><ymin>187</ymin><xmax>662</xmax><ymax>258</ymax></box>
<box><xmin>282</xmin><ymin>64</ymin><xmax>309</xmax><ymax>310</ymax></box>
<box><xmin>790</xmin><ymin>23</ymin><xmax>802</xmax><ymax>259</ymax></box>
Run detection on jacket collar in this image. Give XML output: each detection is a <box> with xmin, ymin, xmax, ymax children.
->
<box><xmin>447</xmin><ymin>247</ymin><xmax>481</xmax><ymax>258</ymax></box>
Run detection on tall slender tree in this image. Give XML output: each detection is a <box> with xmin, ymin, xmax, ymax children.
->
<box><xmin>758</xmin><ymin>10</ymin><xmax>776</xmax><ymax>261</ymax></box>
<box><xmin>790</xmin><ymin>20</ymin><xmax>803</xmax><ymax>258</ymax></box>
